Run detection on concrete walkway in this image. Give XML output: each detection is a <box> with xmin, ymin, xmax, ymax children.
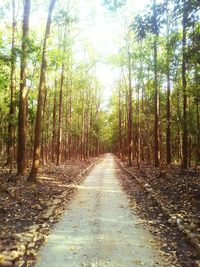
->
<box><xmin>36</xmin><ymin>154</ymin><xmax>165</xmax><ymax>267</ymax></box>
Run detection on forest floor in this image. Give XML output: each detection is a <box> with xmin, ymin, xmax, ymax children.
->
<box><xmin>117</xmin><ymin>158</ymin><xmax>200</xmax><ymax>267</ymax></box>
<box><xmin>0</xmin><ymin>158</ymin><xmax>97</xmax><ymax>267</ymax></box>
<box><xmin>35</xmin><ymin>154</ymin><xmax>171</xmax><ymax>267</ymax></box>
<box><xmin>0</xmin><ymin>155</ymin><xmax>199</xmax><ymax>267</ymax></box>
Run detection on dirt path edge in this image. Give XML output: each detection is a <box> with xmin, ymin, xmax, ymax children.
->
<box><xmin>0</xmin><ymin>157</ymin><xmax>102</xmax><ymax>267</ymax></box>
<box><xmin>115</xmin><ymin>157</ymin><xmax>200</xmax><ymax>267</ymax></box>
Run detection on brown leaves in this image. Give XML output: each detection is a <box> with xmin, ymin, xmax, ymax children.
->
<box><xmin>116</xmin><ymin>160</ymin><xmax>196</xmax><ymax>267</ymax></box>
<box><xmin>0</xmin><ymin>159</ymin><xmax>95</xmax><ymax>266</ymax></box>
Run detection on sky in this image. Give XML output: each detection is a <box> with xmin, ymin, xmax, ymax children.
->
<box><xmin>73</xmin><ymin>0</ymin><xmax>150</xmax><ymax>105</ymax></box>
<box><xmin>0</xmin><ymin>0</ymin><xmax>150</xmax><ymax>105</ymax></box>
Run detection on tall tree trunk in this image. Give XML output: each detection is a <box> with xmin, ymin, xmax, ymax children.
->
<box><xmin>68</xmin><ymin>89</ymin><xmax>72</xmax><ymax>159</ymax></box>
<box><xmin>182</xmin><ymin>0</ymin><xmax>188</xmax><ymax>169</ymax></box>
<box><xmin>137</xmin><ymin>85</ymin><xmax>141</xmax><ymax>169</ymax></box>
<box><xmin>195</xmin><ymin>99</ymin><xmax>200</xmax><ymax>172</ymax></box>
<box><xmin>153</xmin><ymin>0</ymin><xmax>160</xmax><ymax>167</ymax></box>
<box><xmin>197</xmin><ymin>100</ymin><xmax>200</xmax><ymax>155</ymax></box>
<box><xmin>118</xmin><ymin>86</ymin><xmax>122</xmax><ymax>158</ymax></box>
<box><xmin>141</xmin><ymin>83</ymin><xmax>145</xmax><ymax>161</ymax></box>
<box><xmin>125</xmin><ymin>88</ymin><xmax>129</xmax><ymax>158</ymax></box>
<box><xmin>57</xmin><ymin>28</ymin><xmax>67</xmax><ymax>165</ymax></box>
<box><xmin>64</xmin><ymin>91</ymin><xmax>69</xmax><ymax>160</ymax></box>
<box><xmin>127</xmin><ymin>42</ymin><xmax>133</xmax><ymax>166</ymax></box>
<box><xmin>176</xmin><ymin>75</ymin><xmax>183</xmax><ymax>163</ymax></box>
<box><xmin>7</xmin><ymin>0</ymin><xmax>16</xmax><ymax>173</ymax></box>
<box><xmin>52</xmin><ymin>83</ymin><xmax>57</xmax><ymax>163</ymax></box>
<box><xmin>166</xmin><ymin>4</ymin><xmax>171</xmax><ymax>164</ymax></box>
<box><xmin>166</xmin><ymin>71</ymin><xmax>171</xmax><ymax>164</ymax></box>
<box><xmin>41</xmin><ymin>88</ymin><xmax>47</xmax><ymax>165</ymax></box>
<box><xmin>17</xmin><ymin>0</ymin><xmax>31</xmax><ymax>175</ymax></box>
<box><xmin>81</xmin><ymin>89</ymin><xmax>85</xmax><ymax>160</ymax></box>
<box><xmin>57</xmin><ymin>61</ymin><xmax>64</xmax><ymax>165</ymax></box>
<box><xmin>28</xmin><ymin>0</ymin><xmax>56</xmax><ymax>182</ymax></box>
<box><xmin>46</xmin><ymin>97</ymin><xmax>50</xmax><ymax>163</ymax></box>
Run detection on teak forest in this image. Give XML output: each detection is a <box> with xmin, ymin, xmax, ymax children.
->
<box><xmin>0</xmin><ymin>0</ymin><xmax>199</xmax><ymax>267</ymax></box>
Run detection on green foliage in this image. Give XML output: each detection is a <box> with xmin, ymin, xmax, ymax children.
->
<box><xmin>54</xmin><ymin>9</ymin><xmax>78</xmax><ymax>26</ymax></box>
<box><xmin>102</xmin><ymin>0</ymin><xmax>126</xmax><ymax>11</ymax></box>
<box><xmin>132</xmin><ymin>2</ymin><xmax>166</xmax><ymax>40</ymax></box>
<box><xmin>0</xmin><ymin>0</ymin><xmax>199</xmax><ymax>166</ymax></box>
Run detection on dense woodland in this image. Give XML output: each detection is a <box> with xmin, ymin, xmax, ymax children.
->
<box><xmin>0</xmin><ymin>0</ymin><xmax>109</xmax><ymax>182</ymax></box>
<box><xmin>108</xmin><ymin>0</ymin><xmax>200</xmax><ymax>171</ymax></box>
<box><xmin>0</xmin><ymin>0</ymin><xmax>199</xmax><ymax>182</ymax></box>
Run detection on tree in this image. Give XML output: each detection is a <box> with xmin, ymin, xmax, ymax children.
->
<box><xmin>152</xmin><ymin>0</ymin><xmax>160</xmax><ymax>167</ymax></box>
<box><xmin>181</xmin><ymin>0</ymin><xmax>188</xmax><ymax>169</ymax></box>
<box><xmin>28</xmin><ymin>0</ymin><xmax>56</xmax><ymax>182</ymax></box>
<box><xmin>17</xmin><ymin>0</ymin><xmax>31</xmax><ymax>175</ymax></box>
<box><xmin>54</xmin><ymin>10</ymin><xmax>76</xmax><ymax>165</ymax></box>
<box><xmin>103</xmin><ymin>0</ymin><xmax>126</xmax><ymax>10</ymax></box>
<box><xmin>127</xmin><ymin>36</ymin><xmax>133</xmax><ymax>166</ymax></box>
<box><xmin>0</xmin><ymin>0</ymin><xmax>199</xmax><ymax>176</ymax></box>
<box><xmin>118</xmin><ymin>85</ymin><xmax>123</xmax><ymax>158</ymax></box>
<box><xmin>7</xmin><ymin>0</ymin><xmax>17</xmax><ymax>173</ymax></box>
<box><xmin>133</xmin><ymin>0</ymin><xmax>162</xmax><ymax>167</ymax></box>
<box><xmin>165</xmin><ymin>0</ymin><xmax>171</xmax><ymax>164</ymax></box>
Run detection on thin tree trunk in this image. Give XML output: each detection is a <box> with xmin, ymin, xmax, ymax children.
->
<box><xmin>197</xmin><ymin>100</ymin><xmax>200</xmax><ymax>154</ymax></box>
<box><xmin>52</xmin><ymin>83</ymin><xmax>57</xmax><ymax>163</ymax></box>
<box><xmin>146</xmin><ymin>72</ymin><xmax>151</xmax><ymax>164</ymax></box>
<box><xmin>137</xmin><ymin>85</ymin><xmax>141</xmax><ymax>169</ymax></box>
<box><xmin>57</xmin><ymin>28</ymin><xmax>67</xmax><ymax>165</ymax></box>
<box><xmin>141</xmin><ymin>83</ymin><xmax>145</xmax><ymax>161</ymax></box>
<box><xmin>182</xmin><ymin>0</ymin><xmax>188</xmax><ymax>169</ymax></box>
<box><xmin>28</xmin><ymin>0</ymin><xmax>56</xmax><ymax>182</ymax></box>
<box><xmin>118</xmin><ymin>86</ymin><xmax>122</xmax><ymax>158</ymax></box>
<box><xmin>41</xmin><ymin>88</ymin><xmax>47</xmax><ymax>165</ymax></box>
<box><xmin>68</xmin><ymin>90</ymin><xmax>72</xmax><ymax>159</ymax></box>
<box><xmin>153</xmin><ymin>0</ymin><xmax>160</xmax><ymax>167</ymax></box>
<box><xmin>195</xmin><ymin>99</ymin><xmax>200</xmax><ymax>173</ymax></box>
<box><xmin>7</xmin><ymin>0</ymin><xmax>16</xmax><ymax>173</ymax></box>
<box><xmin>176</xmin><ymin>76</ymin><xmax>183</xmax><ymax>163</ymax></box>
<box><xmin>125</xmin><ymin>88</ymin><xmax>129</xmax><ymax>158</ymax></box>
<box><xmin>46</xmin><ymin>97</ymin><xmax>50</xmax><ymax>163</ymax></box>
<box><xmin>17</xmin><ymin>0</ymin><xmax>31</xmax><ymax>175</ymax></box>
<box><xmin>166</xmin><ymin>5</ymin><xmax>171</xmax><ymax>164</ymax></box>
<box><xmin>57</xmin><ymin>61</ymin><xmax>64</xmax><ymax>165</ymax></box>
<box><xmin>81</xmin><ymin>89</ymin><xmax>85</xmax><ymax>160</ymax></box>
<box><xmin>127</xmin><ymin>43</ymin><xmax>133</xmax><ymax>166</ymax></box>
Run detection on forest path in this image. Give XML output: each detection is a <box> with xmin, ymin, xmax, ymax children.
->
<box><xmin>36</xmin><ymin>154</ymin><xmax>165</xmax><ymax>267</ymax></box>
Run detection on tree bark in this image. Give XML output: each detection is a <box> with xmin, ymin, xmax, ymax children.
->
<box><xmin>28</xmin><ymin>0</ymin><xmax>56</xmax><ymax>182</ymax></box>
<box><xmin>52</xmin><ymin>83</ymin><xmax>57</xmax><ymax>162</ymax></box>
<box><xmin>118</xmin><ymin>86</ymin><xmax>122</xmax><ymax>158</ymax></box>
<box><xmin>41</xmin><ymin>88</ymin><xmax>47</xmax><ymax>165</ymax></box>
<box><xmin>57</xmin><ymin>28</ymin><xmax>67</xmax><ymax>165</ymax></box>
<box><xmin>127</xmin><ymin>43</ymin><xmax>133</xmax><ymax>166</ymax></box>
<box><xmin>68</xmin><ymin>89</ymin><xmax>72</xmax><ymax>159</ymax></box>
<box><xmin>166</xmin><ymin>3</ymin><xmax>171</xmax><ymax>164</ymax></box>
<box><xmin>137</xmin><ymin>84</ymin><xmax>141</xmax><ymax>169</ymax></box>
<box><xmin>7</xmin><ymin>0</ymin><xmax>16</xmax><ymax>173</ymax></box>
<box><xmin>182</xmin><ymin>0</ymin><xmax>188</xmax><ymax>169</ymax></box>
<box><xmin>153</xmin><ymin>0</ymin><xmax>160</xmax><ymax>167</ymax></box>
<box><xmin>57</xmin><ymin>61</ymin><xmax>64</xmax><ymax>165</ymax></box>
<box><xmin>17</xmin><ymin>0</ymin><xmax>31</xmax><ymax>175</ymax></box>
<box><xmin>195</xmin><ymin>99</ymin><xmax>200</xmax><ymax>173</ymax></box>
<box><xmin>81</xmin><ymin>90</ymin><xmax>85</xmax><ymax>160</ymax></box>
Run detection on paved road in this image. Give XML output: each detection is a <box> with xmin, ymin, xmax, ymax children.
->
<box><xmin>36</xmin><ymin>154</ymin><xmax>165</xmax><ymax>267</ymax></box>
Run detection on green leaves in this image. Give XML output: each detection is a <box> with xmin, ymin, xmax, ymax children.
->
<box><xmin>54</xmin><ymin>9</ymin><xmax>78</xmax><ymax>27</ymax></box>
<box><xmin>131</xmin><ymin>2</ymin><xmax>166</xmax><ymax>40</ymax></box>
<box><xmin>102</xmin><ymin>0</ymin><xmax>126</xmax><ymax>11</ymax></box>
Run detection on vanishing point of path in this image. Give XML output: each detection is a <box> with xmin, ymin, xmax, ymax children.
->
<box><xmin>36</xmin><ymin>154</ymin><xmax>166</xmax><ymax>267</ymax></box>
